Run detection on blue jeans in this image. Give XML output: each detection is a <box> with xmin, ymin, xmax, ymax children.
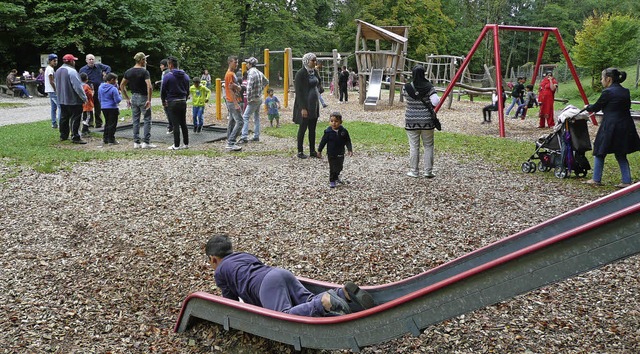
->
<box><xmin>13</xmin><ymin>85</ymin><xmax>30</xmax><ymax>97</ymax></box>
<box><xmin>131</xmin><ymin>93</ymin><xmax>152</xmax><ymax>143</ymax></box>
<box><xmin>505</xmin><ymin>97</ymin><xmax>521</xmax><ymax>116</ymax></box>
<box><xmin>593</xmin><ymin>154</ymin><xmax>631</xmax><ymax>184</ymax></box>
<box><xmin>258</xmin><ymin>268</ymin><xmax>349</xmax><ymax>317</ymax></box>
<box><xmin>226</xmin><ymin>101</ymin><xmax>243</xmax><ymax>145</ymax></box>
<box><xmin>49</xmin><ymin>92</ymin><xmax>60</xmax><ymax>126</ymax></box>
<box><xmin>192</xmin><ymin>106</ymin><xmax>204</xmax><ymax>127</ymax></box>
<box><xmin>241</xmin><ymin>99</ymin><xmax>262</xmax><ymax>140</ymax></box>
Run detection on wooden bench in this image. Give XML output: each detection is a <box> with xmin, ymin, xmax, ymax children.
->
<box><xmin>0</xmin><ymin>84</ymin><xmax>20</xmax><ymax>97</ymax></box>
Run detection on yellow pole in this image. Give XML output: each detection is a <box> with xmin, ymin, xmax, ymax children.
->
<box><xmin>241</xmin><ymin>62</ymin><xmax>246</xmax><ymax>75</ymax></box>
<box><xmin>284</xmin><ymin>48</ymin><xmax>290</xmax><ymax>108</ymax></box>
<box><xmin>215</xmin><ymin>78</ymin><xmax>222</xmax><ymax>121</ymax></box>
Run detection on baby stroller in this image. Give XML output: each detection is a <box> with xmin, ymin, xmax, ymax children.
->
<box><xmin>521</xmin><ymin>105</ymin><xmax>592</xmax><ymax>178</ymax></box>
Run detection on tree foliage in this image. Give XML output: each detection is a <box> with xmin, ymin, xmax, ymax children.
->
<box><xmin>2</xmin><ymin>0</ymin><xmax>640</xmax><ymax>82</ymax></box>
<box><xmin>573</xmin><ymin>12</ymin><xmax>640</xmax><ymax>89</ymax></box>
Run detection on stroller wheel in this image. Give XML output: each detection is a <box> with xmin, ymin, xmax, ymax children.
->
<box><xmin>554</xmin><ymin>167</ymin><xmax>568</xmax><ymax>179</ymax></box>
<box><xmin>575</xmin><ymin>169</ymin><xmax>588</xmax><ymax>178</ymax></box>
<box><xmin>521</xmin><ymin>162</ymin><xmax>530</xmax><ymax>173</ymax></box>
<box><xmin>537</xmin><ymin>161</ymin><xmax>547</xmax><ymax>172</ymax></box>
<box><xmin>528</xmin><ymin>161</ymin><xmax>536</xmax><ymax>173</ymax></box>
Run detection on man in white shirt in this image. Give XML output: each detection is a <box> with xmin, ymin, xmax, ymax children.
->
<box><xmin>44</xmin><ymin>54</ymin><xmax>59</xmax><ymax>128</ymax></box>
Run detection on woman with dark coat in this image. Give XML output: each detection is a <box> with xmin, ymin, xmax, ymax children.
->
<box><xmin>293</xmin><ymin>52</ymin><xmax>320</xmax><ymax>159</ymax></box>
<box><xmin>584</xmin><ymin>68</ymin><xmax>640</xmax><ymax>188</ymax></box>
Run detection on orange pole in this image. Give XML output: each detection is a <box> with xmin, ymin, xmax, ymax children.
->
<box><xmin>215</xmin><ymin>78</ymin><xmax>222</xmax><ymax>121</ymax></box>
<box><xmin>284</xmin><ymin>48</ymin><xmax>290</xmax><ymax>108</ymax></box>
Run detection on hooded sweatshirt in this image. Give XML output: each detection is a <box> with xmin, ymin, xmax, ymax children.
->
<box><xmin>161</xmin><ymin>69</ymin><xmax>190</xmax><ymax>103</ymax></box>
<box><xmin>98</xmin><ymin>82</ymin><xmax>122</xmax><ymax>109</ymax></box>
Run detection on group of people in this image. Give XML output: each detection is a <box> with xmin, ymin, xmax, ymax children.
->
<box><xmin>222</xmin><ymin>55</ymin><xmax>272</xmax><ymax>152</ymax></box>
<box><xmin>5</xmin><ymin>69</ymin><xmax>34</xmax><ymax>98</ymax></box>
<box><xmin>482</xmin><ymin>74</ymin><xmax>550</xmax><ymax>126</ymax></box>
<box><xmin>43</xmin><ymin>51</ymin><xmax>210</xmax><ymax>149</ymax></box>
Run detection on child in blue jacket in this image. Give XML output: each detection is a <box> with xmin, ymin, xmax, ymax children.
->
<box><xmin>317</xmin><ymin>112</ymin><xmax>353</xmax><ymax>188</ymax></box>
<box><xmin>98</xmin><ymin>73</ymin><xmax>122</xmax><ymax>144</ymax></box>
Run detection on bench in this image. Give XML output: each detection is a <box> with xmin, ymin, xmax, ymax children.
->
<box><xmin>0</xmin><ymin>85</ymin><xmax>20</xmax><ymax>97</ymax></box>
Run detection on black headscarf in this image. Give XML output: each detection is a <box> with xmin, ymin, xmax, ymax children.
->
<box><xmin>406</xmin><ymin>65</ymin><xmax>434</xmax><ymax>100</ymax></box>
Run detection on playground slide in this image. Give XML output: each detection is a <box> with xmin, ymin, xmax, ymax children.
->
<box><xmin>175</xmin><ymin>184</ymin><xmax>640</xmax><ymax>352</ymax></box>
<box><xmin>364</xmin><ymin>69</ymin><xmax>384</xmax><ymax>110</ymax></box>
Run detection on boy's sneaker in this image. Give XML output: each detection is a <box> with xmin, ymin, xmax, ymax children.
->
<box><xmin>344</xmin><ymin>281</ymin><xmax>375</xmax><ymax>310</ymax></box>
<box><xmin>198</xmin><ymin>126</ymin><xmax>203</xmax><ymax>133</ymax></box>
<box><xmin>297</xmin><ymin>152</ymin><xmax>308</xmax><ymax>159</ymax></box>
<box><xmin>251</xmin><ymin>137</ymin><xmax>259</xmax><ymax>142</ymax></box>
<box><xmin>225</xmin><ymin>144</ymin><xmax>242</xmax><ymax>151</ymax></box>
<box><xmin>182</xmin><ymin>145</ymin><xmax>189</xmax><ymax>149</ymax></box>
<box><xmin>141</xmin><ymin>142</ymin><xmax>157</xmax><ymax>149</ymax></box>
<box><xmin>166</xmin><ymin>129</ymin><xmax>173</xmax><ymax>135</ymax></box>
<box><xmin>406</xmin><ymin>171</ymin><xmax>419</xmax><ymax>178</ymax></box>
<box><xmin>167</xmin><ymin>145</ymin><xmax>179</xmax><ymax>150</ymax></box>
<box><xmin>423</xmin><ymin>172</ymin><xmax>435</xmax><ymax>178</ymax></box>
<box><xmin>329</xmin><ymin>181</ymin><xmax>336</xmax><ymax>188</ymax></box>
<box><xmin>133</xmin><ymin>142</ymin><xmax>142</xmax><ymax>149</ymax></box>
<box><xmin>237</xmin><ymin>138</ymin><xmax>248</xmax><ymax>144</ymax></box>
<box><xmin>193</xmin><ymin>126</ymin><xmax>198</xmax><ymax>133</ymax></box>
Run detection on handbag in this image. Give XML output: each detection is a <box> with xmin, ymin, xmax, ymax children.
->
<box><xmin>411</xmin><ymin>83</ymin><xmax>441</xmax><ymax>131</ymax></box>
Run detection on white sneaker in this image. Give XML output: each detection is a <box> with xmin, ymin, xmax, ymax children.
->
<box><xmin>225</xmin><ymin>144</ymin><xmax>242</xmax><ymax>151</ymax></box>
<box><xmin>406</xmin><ymin>171</ymin><xmax>419</xmax><ymax>178</ymax></box>
<box><xmin>133</xmin><ymin>143</ymin><xmax>142</xmax><ymax>149</ymax></box>
<box><xmin>423</xmin><ymin>172</ymin><xmax>435</xmax><ymax>178</ymax></box>
<box><xmin>182</xmin><ymin>145</ymin><xmax>189</xmax><ymax>149</ymax></box>
<box><xmin>141</xmin><ymin>142</ymin><xmax>157</xmax><ymax>149</ymax></box>
<box><xmin>167</xmin><ymin>145</ymin><xmax>179</xmax><ymax>150</ymax></box>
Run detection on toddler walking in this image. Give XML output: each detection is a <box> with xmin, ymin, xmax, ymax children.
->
<box><xmin>317</xmin><ymin>112</ymin><xmax>353</xmax><ymax>188</ymax></box>
<box><xmin>80</xmin><ymin>73</ymin><xmax>94</xmax><ymax>135</ymax></box>
<box><xmin>264</xmin><ymin>88</ymin><xmax>281</xmax><ymax>127</ymax></box>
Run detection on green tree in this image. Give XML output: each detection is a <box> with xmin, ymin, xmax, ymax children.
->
<box><xmin>573</xmin><ymin>12</ymin><xmax>640</xmax><ymax>89</ymax></box>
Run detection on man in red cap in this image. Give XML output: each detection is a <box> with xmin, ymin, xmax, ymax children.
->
<box><xmin>55</xmin><ymin>54</ymin><xmax>88</xmax><ymax>144</ymax></box>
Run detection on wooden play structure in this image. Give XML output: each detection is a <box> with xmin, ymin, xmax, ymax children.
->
<box><xmin>354</xmin><ymin>20</ymin><xmax>409</xmax><ymax>109</ymax></box>
<box><xmin>436</xmin><ymin>24</ymin><xmax>594</xmax><ymax>137</ymax></box>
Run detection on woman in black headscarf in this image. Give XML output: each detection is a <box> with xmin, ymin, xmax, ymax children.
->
<box><xmin>403</xmin><ymin>65</ymin><xmax>440</xmax><ymax>178</ymax></box>
<box><xmin>293</xmin><ymin>52</ymin><xmax>321</xmax><ymax>159</ymax></box>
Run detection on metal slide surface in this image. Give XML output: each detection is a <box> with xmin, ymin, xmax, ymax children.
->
<box><xmin>364</xmin><ymin>69</ymin><xmax>384</xmax><ymax>110</ymax></box>
<box><xmin>175</xmin><ymin>185</ymin><xmax>640</xmax><ymax>352</ymax></box>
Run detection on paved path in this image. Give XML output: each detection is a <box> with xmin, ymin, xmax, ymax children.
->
<box><xmin>0</xmin><ymin>95</ymin><xmax>164</xmax><ymax>127</ymax></box>
<box><xmin>0</xmin><ymin>95</ymin><xmax>52</xmax><ymax>126</ymax></box>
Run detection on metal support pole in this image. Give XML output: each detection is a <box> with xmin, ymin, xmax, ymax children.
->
<box><xmin>284</xmin><ymin>48</ymin><xmax>291</xmax><ymax>108</ymax></box>
<box><xmin>215</xmin><ymin>78</ymin><xmax>222</xmax><ymax>121</ymax></box>
<box><xmin>493</xmin><ymin>25</ymin><xmax>506</xmax><ymax>137</ymax></box>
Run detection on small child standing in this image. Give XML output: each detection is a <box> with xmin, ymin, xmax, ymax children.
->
<box><xmin>264</xmin><ymin>88</ymin><xmax>281</xmax><ymax>127</ymax></box>
<box><xmin>80</xmin><ymin>73</ymin><xmax>94</xmax><ymax>135</ymax></box>
<box><xmin>98</xmin><ymin>73</ymin><xmax>122</xmax><ymax>145</ymax></box>
<box><xmin>515</xmin><ymin>84</ymin><xmax>538</xmax><ymax>120</ymax></box>
<box><xmin>317</xmin><ymin>112</ymin><xmax>353</xmax><ymax>188</ymax></box>
<box><xmin>189</xmin><ymin>77</ymin><xmax>211</xmax><ymax>133</ymax></box>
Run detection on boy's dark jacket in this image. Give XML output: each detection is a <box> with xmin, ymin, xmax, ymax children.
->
<box><xmin>318</xmin><ymin>126</ymin><xmax>352</xmax><ymax>157</ymax></box>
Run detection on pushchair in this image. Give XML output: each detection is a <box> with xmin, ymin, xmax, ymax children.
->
<box><xmin>521</xmin><ymin>105</ymin><xmax>592</xmax><ymax>178</ymax></box>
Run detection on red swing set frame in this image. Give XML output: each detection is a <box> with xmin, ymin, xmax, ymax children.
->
<box><xmin>435</xmin><ymin>24</ymin><xmax>596</xmax><ymax>137</ymax></box>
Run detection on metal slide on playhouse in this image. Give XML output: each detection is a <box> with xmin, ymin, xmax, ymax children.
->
<box><xmin>363</xmin><ymin>69</ymin><xmax>384</xmax><ymax>111</ymax></box>
<box><xmin>175</xmin><ymin>184</ymin><xmax>640</xmax><ymax>352</ymax></box>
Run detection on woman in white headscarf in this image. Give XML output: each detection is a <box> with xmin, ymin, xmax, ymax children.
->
<box><xmin>293</xmin><ymin>52</ymin><xmax>321</xmax><ymax>159</ymax></box>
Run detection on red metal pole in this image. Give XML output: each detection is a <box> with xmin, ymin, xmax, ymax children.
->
<box><xmin>435</xmin><ymin>25</ymin><xmax>490</xmax><ymax>112</ymax></box>
<box><xmin>493</xmin><ymin>25</ymin><xmax>506</xmax><ymax>137</ymax></box>
<box><xmin>532</xmin><ymin>31</ymin><xmax>549</xmax><ymax>88</ymax></box>
<box><xmin>552</xmin><ymin>29</ymin><xmax>597</xmax><ymax>125</ymax></box>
